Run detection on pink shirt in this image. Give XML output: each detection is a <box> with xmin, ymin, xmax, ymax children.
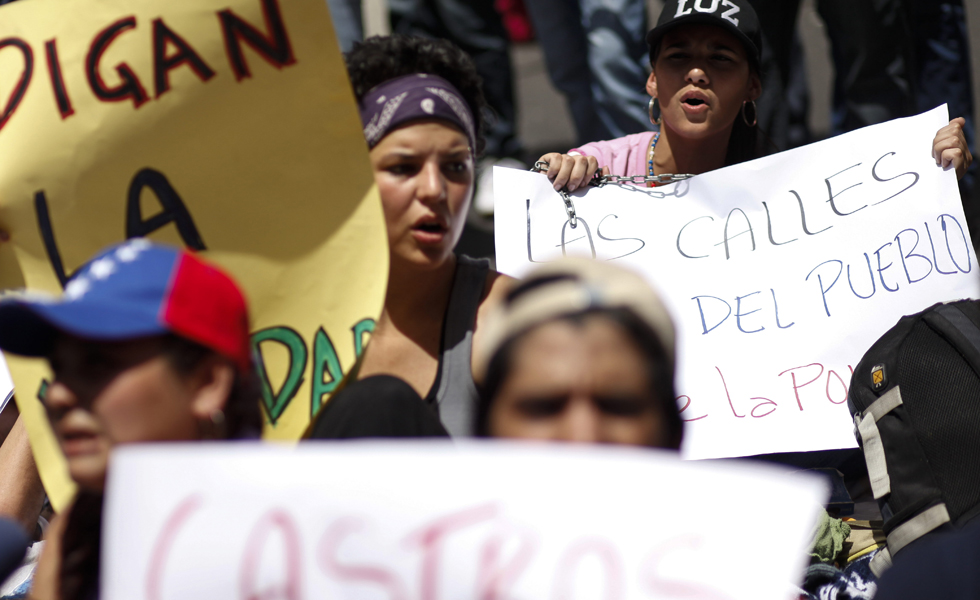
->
<box><xmin>569</xmin><ymin>131</ymin><xmax>657</xmax><ymax>181</ymax></box>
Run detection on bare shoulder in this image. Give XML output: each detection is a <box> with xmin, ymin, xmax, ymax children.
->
<box><xmin>478</xmin><ymin>268</ymin><xmax>516</xmax><ymax>318</ymax></box>
<box><xmin>471</xmin><ymin>269</ymin><xmax>516</xmax><ymax>383</ymax></box>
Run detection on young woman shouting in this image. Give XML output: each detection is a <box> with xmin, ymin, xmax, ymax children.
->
<box><xmin>540</xmin><ymin>0</ymin><xmax>971</xmax><ymax>191</ymax></box>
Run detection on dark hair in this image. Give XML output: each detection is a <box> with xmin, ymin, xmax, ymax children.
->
<box><xmin>477</xmin><ymin>308</ymin><xmax>683</xmax><ymax>449</ymax></box>
<box><xmin>160</xmin><ymin>335</ymin><xmax>263</xmax><ymax>439</ymax></box>
<box><xmin>649</xmin><ymin>28</ymin><xmax>768</xmax><ymax>166</ymax></box>
<box><xmin>345</xmin><ymin>34</ymin><xmax>488</xmax><ymax>154</ymax></box>
<box><xmin>59</xmin><ymin>491</ymin><xmax>102</xmax><ymax>600</ymax></box>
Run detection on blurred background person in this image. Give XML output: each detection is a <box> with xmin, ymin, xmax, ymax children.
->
<box><xmin>327</xmin><ymin>0</ymin><xmax>365</xmax><ymax>52</ymax></box>
<box><xmin>746</xmin><ymin>0</ymin><xmax>979</xmax><ymax>247</ymax></box>
<box><xmin>523</xmin><ymin>0</ymin><xmax>651</xmax><ymax>147</ymax></box>
<box><xmin>747</xmin><ymin>0</ymin><xmax>917</xmax><ymax>147</ymax></box>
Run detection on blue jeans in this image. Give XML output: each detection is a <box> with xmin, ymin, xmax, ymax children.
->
<box><xmin>325</xmin><ymin>0</ymin><xmax>363</xmax><ymax>53</ymax></box>
<box><xmin>525</xmin><ymin>0</ymin><xmax>649</xmax><ymax>145</ymax></box>
<box><xmin>391</xmin><ymin>0</ymin><xmax>523</xmax><ymax>159</ymax></box>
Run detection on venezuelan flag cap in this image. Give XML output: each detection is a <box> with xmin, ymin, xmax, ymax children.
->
<box><xmin>0</xmin><ymin>239</ymin><xmax>251</xmax><ymax>372</ymax></box>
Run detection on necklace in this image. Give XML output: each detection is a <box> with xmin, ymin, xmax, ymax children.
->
<box><xmin>646</xmin><ymin>131</ymin><xmax>660</xmax><ymax>188</ymax></box>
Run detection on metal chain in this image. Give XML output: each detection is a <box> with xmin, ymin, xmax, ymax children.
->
<box><xmin>529</xmin><ymin>160</ymin><xmax>694</xmax><ymax>229</ymax></box>
<box><xmin>558</xmin><ymin>188</ymin><xmax>577</xmax><ymax>228</ymax></box>
<box><xmin>531</xmin><ymin>161</ymin><xmax>694</xmax><ymax>187</ymax></box>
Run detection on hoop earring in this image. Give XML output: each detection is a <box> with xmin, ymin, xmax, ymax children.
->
<box><xmin>648</xmin><ymin>97</ymin><xmax>661</xmax><ymax>126</ymax></box>
<box><xmin>742</xmin><ymin>100</ymin><xmax>758</xmax><ymax>127</ymax></box>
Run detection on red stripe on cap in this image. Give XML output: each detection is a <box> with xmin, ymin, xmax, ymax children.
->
<box><xmin>161</xmin><ymin>252</ymin><xmax>251</xmax><ymax>372</ymax></box>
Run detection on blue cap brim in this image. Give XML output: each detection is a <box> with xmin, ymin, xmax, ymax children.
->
<box><xmin>0</xmin><ymin>298</ymin><xmax>168</xmax><ymax>358</ymax></box>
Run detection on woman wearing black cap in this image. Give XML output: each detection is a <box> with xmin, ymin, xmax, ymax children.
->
<box><xmin>538</xmin><ymin>0</ymin><xmax>972</xmax><ymax>192</ymax></box>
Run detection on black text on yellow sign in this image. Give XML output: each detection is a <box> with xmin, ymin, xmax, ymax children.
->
<box><xmin>0</xmin><ymin>0</ymin><xmax>294</xmax><ymax>132</ymax></box>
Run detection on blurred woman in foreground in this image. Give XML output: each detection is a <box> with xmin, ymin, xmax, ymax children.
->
<box><xmin>0</xmin><ymin>240</ymin><xmax>260</xmax><ymax>600</ymax></box>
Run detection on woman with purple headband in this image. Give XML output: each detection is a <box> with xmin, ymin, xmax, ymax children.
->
<box><xmin>309</xmin><ymin>35</ymin><xmax>513</xmax><ymax>438</ymax></box>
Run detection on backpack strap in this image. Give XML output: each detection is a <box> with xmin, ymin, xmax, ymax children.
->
<box><xmin>887</xmin><ymin>503</ymin><xmax>950</xmax><ymax>554</ymax></box>
<box><xmin>933</xmin><ymin>303</ymin><xmax>980</xmax><ymax>358</ymax></box>
<box><xmin>853</xmin><ymin>386</ymin><xmax>904</xmax><ymax>499</ymax></box>
<box><xmin>870</xmin><ymin>503</ymin><xmax>951</xmax><ymax>576</ymax></box>
<box><xmin>870</xmin><ymin>547</ymin><xmax>891</xmax><ymax>577</ymax></box>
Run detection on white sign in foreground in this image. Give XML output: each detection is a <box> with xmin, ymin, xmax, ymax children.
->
<box><xmin>494</xmin><ymin>105</ymin><xmax>980</xmax><ymax>460</ymax></box>
<box><xmin>103</xmin><ymin>442</ymin><xmax>826</xmax><ymax>599</ymax></box>
<box><xmin>0</xmin><ymin>353</ymin><xmax>12</xmax><ymax>415</ymax></box>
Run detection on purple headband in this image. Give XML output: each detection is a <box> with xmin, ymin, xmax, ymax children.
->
<box><xmin>359</xmin><ymin>74</ymin><xmax>476</xmax><ymax>149</ymax></box>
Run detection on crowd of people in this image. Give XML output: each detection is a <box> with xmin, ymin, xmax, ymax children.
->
<box><xmin>0</xmin><ymin>0</ymin><xmax>978</xmax><ymax>598</ymax></box>
<box><xmin>324</xmin><ymin>0</ymin><xmax>978</xmax><ymax>224</ymax></box>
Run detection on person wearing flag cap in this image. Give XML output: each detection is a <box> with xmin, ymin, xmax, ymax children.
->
<box><xmin>0</xmin><ymin>239</ymin><xmax>261</xmax><ymax>600</ymax></box>
<box><xmin>536</xmin><ymin>0</ymin><xmax>972</xmax><ymax>192</ymax></box>
<box><xmin>310</xmin><ymin>35</ymin><xmax>513</xmax><ymax>439</ymax></box>
<box><xmin>473</xmin><ymin>258</ymin><xmax>683</xmax><ymax>448</ymax></box>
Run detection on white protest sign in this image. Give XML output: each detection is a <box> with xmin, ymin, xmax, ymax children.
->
<box><xmin>0</xmin><ymin>352</ymin><xmax>12</xmax><ymax>415</ymax></box>
<box><xmin>103</xmin><ymin>442</ymin><xmax>825</xmax><ymax>600</ymax></box>
<box><xmin>494</xmin><ymin>106</ymin><xmax>980</xmax><ymax>460</ymax></box>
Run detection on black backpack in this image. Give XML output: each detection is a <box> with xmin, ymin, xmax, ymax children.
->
<box><xmin>848</xmin><ymin>299</ymin><xmax>980</xmax><ymax>576</ymax></box>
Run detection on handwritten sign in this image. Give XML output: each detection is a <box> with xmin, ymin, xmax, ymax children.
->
<box><xmin>494</xmin><ymin>106</ymin><xmax>980</xmax><ymax>459</ymax></box>
<box><xmin>0</xmin><ymin>0</ymin><xmax>387</xmax><ymax>510</ymax></box>
<box><xmin>102</xmin><ymin>442</ymin><xmax>826</xmax><ymax>599</ymax></box>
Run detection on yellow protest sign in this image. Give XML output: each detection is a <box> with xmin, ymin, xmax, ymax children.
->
<box><xmin>0</xmin><ymin>0</ymin><xmax>386</xmax><ymax>512</ymax></box>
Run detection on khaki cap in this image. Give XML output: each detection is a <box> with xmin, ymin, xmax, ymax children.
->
<box><xmin>473</xmin><ymin>257</ymin><xmax>676</xmax><ymax>382</ymax></box>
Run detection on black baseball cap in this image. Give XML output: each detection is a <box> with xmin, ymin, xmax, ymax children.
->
<box><xmin>646</xmin><ymin>0</ymin><xmax>762</xmax><ymax>66</ymax></box>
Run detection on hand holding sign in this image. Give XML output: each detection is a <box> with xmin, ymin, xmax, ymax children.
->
<box><xmin>494</xmin><ymin>106</ymin><xmax>980</xmax><ymax>460</ymax></box>
<box><xmin>933</xmin><ymin>117</ymin><xmax>973</xmax><ymax>180</ymax></box>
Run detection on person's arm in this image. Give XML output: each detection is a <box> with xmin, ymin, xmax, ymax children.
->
<box><xmin>0</xmin><ymin>414</ymin><xmax>46</xmax><ymax>535</ymax></box>
<box><xmin>27</xmin><ymin>508</ymin><xmax>67</xmax><ymax>600</ymax></box>
<box><xmin>933</xmin><ymin>117</ymin><xmax>973</xmax><ymax>180</ymax></box>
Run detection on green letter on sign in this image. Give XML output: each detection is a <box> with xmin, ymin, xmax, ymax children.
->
<box><xmin>251</xmin><ymin>326</ymin><xmax>307</xmax><ymax>425</ymax></box>
<box><xmin>351</xmin><ymin>317</ymin><xmax>375</xmax><ymax>356</ymax></box>
<box><xmin>311</xmin><ymin>327</ymin><xmax>344</xmax><ymax>417</ymax></box>
<box><xmin>37</xmin><ymin>380</ymin><xmax>49</xmax><ymax>402</ymax></box>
